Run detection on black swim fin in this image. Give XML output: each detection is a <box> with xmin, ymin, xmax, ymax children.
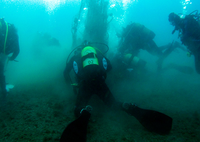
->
<box><xmin>60</xmin><ymin>110</ymin><xmax>91</xmax><ymax>142</ymax></box>
<box><xmin>123</xmin><ymin>104</ymin><xmax>172</xmax><ymax>135</ymax></box>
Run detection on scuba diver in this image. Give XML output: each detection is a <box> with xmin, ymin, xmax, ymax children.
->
<box><xmin>168</xmin><ymin>10</ymin><xmax>200</xmax><ymax>73</ymax></box>
<box><xmin>0</xmin><ymin>18</ymin><xmax>20</xmax><ymax>97</ymax></box>
<box><xmin>31</xmin><ymin>32</ymin><xmax>60</xmax><ymax>58</ymax></box>
<box><xmin>33</xmin><ymin>32</ymin><xmax>60</xmax><ymax>47</ymax></box>
<box><xmin>63</xmin><ymin>40</ymin><xmax>114</xmax><ymax>117</ymax></box>
<box><xmin>117</xmin><ymin>22</ymin><xmax>163</xmax><ymax>57</ymax></box>
<box><xmin>113</xmin><ymin>22</ymin><xmax>183</xmax><ymax>78</ymax></box>
<box><xmin>61</xmin><ymin>41</ymin><xmax>172</xmax><ymax>141</ymax></box>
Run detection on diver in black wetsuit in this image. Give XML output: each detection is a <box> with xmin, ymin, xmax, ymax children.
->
<box><xmin>61</xmin><ymin>41</ymin><xmax>172</xmax><ymax>142</ymax></box>
<box><xmin>117</xmin><ymin>22</ymin><xmax>162</xmax><ymax>57</ymax></box>
<box><xmin>0</xmin><ymin>18</ymin><xmax>20</xmax><ymax>96</ymax></box>
<box><xmin>114</xmin><ymin>22</ymin><xmax>183</xmax><ymax>75</ymax></box>
<box><xmin>63</xmin><ymin>41</ymin><xmax>116</xmax><ymax>117</ymax></box>
<box><xmin>168</xmin><ymin>10</ymin><xmax>200</xmax><ymax>73</ymax></box>
<box><xmin>34</xmin><ymin>32</ymin><xmax>60</xmax><ymax>47</ymax></box>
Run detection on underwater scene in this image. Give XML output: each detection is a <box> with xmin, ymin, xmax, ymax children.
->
<box><xmin>0</xmin><ymin>0</ymin><xmax>200</xmax><ymax>141</ymax></box>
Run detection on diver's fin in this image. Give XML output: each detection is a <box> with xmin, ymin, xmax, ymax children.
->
<box><xmin>123</xmin><ymin>104</ymin><xmax>172</xmax><ymax>135</ymax></box>
<box><xmin>60</xmin><ymin>110</ymin><xmax>91</xmax><ymax>142</ymax></box>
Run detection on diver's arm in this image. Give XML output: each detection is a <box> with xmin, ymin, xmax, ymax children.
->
<box><xmin>63</xmin><ymin>57</ymin><xmax>74</xmax><ymax>83</ymax></box>
<box><xmin>172</xmin><ymin>27</ymin><xmax>177</xmax><ymax>34</ymax></box>
<box><xmin>145</xmin><ymin>40</ymin><xmax>162</xmax><ymax>57</ymax></box>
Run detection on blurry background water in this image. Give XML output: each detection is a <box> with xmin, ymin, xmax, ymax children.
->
<box><xmin>1</xmin><ymin>0</ymin><xmax>200</xmax><ymax>141</ymax></box>
<box><xmin>0</xmin><ymin>0</ymin><xmax>199</xmax><ymax>85</ymax></box>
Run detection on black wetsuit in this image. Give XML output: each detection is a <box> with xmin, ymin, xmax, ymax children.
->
<box><xmin>178</xmin><ymin>15</ymin><xmax>200</xmax><ymax>73</ymax></box>
<box><xmin>118</xmin><ymin>23</ymin><xmax>163</xmax><ymax>57</ymax></box>
<box><xmin>0</xmin><ymin>20</ymin><xmax>20</xmax><ymax>95</ymax></box>
<box><xmin>63</xmin><ymin>49</ymin><xmax>116</xmax><ymax>117</ymax></box>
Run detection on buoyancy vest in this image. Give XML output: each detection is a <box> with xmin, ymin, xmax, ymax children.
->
<box><xmin>72</xmin><ymin>46</ymin><xmax>108</xmax><ymax>82</ymax></box>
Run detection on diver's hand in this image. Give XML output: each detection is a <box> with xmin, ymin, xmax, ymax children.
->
<box><xmin>8</xmin><ymin>57</ymin><xmax>18</xmax><ymax>62</ymax></box>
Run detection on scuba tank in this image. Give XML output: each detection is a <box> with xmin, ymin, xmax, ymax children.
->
<box><xmin>67</xmin><ymin>40</ymin><xmax>109</xmax><ymax>86</ymax></box>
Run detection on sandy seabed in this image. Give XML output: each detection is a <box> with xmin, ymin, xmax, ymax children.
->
<box><xmin>0</xmin><ymin>72</ymin><xmax>200</xmax><ymax>142</ymax></box>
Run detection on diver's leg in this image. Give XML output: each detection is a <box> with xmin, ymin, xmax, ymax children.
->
<box><xmin>157</xmin><ymin>41</ymin><xmax>177</xmax><ymax>72</ymax></box>
<box><xmin>194</xmin><ymin>49</ymin><xmax>200</xmax><ymax>74</ymax></box>
<box><xmin>74</xmin><ymin>83</ymin><xmax>92</xmax><ymax>117</ymax></box>
<box><xmin>97</xmin><ymin>82</ymin><xmax>122</xmax><ymax>109</ymax></box>
<box><xmin>0</xmin><ymin>62</ymin><xmax>7</xmax><ymax>97</ymax></box>
<box><xmin>146</xmin><ymin>40</ymin><xmax>163</xmax><ymax>57</ymax></box>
